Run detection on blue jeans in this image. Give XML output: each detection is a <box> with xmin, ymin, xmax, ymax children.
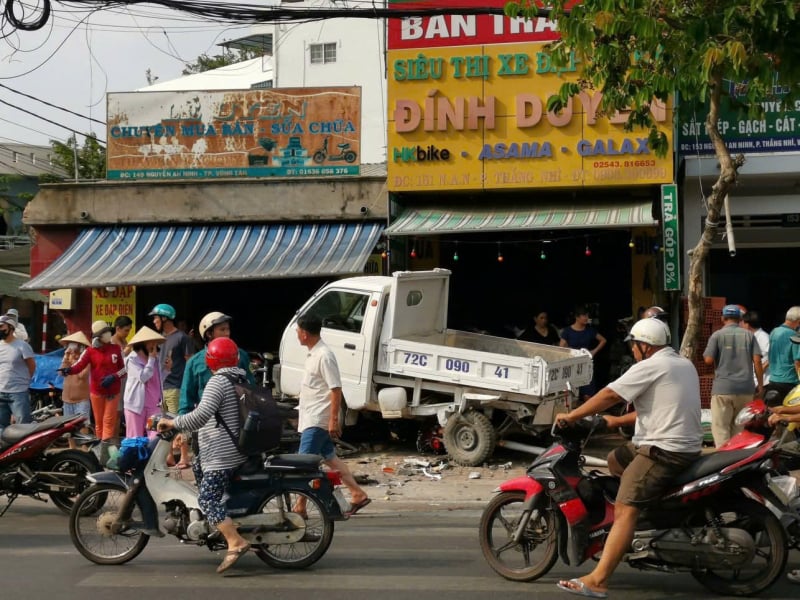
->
<box><xmin>0</xmin><ymin>391</ymin><xmax>32</xmax><ymax>436</ymax></box>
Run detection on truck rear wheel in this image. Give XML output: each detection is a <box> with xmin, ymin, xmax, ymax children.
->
<box><xmin>444</xmin><ymin>411</ymin><xmax>497</xmax><ymax>466</ymax></box>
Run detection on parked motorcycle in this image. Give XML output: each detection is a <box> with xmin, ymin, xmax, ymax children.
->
<box><xmin>478</xmin><ymin>415</ymin><xmax>788</xmax><ymax>596</ymax></box>
<box><xmin>0</xmin><ymin>413</ymin><xmax>100</xmax><ymax>516</ymax></box>
<box><xmin>68</xmin><ymin>415</ymin><xmax>350</xmax><ymax>568</ymax></box>
<box><xmin>717</xmin><ymin>386</ymin><xmax>800</xmax><ymax>548</ymax></box>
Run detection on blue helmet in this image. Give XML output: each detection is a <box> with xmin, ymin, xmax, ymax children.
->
<box><xmin>149</xmin><ymin>303</ymin><xmax>176</xmax><ymax>320</ymax></box>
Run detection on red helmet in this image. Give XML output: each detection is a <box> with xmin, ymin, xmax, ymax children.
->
<box><xmin>206</xmin><ymin>337</ymin><xmax>239</xmax><ymax>371</ymax></box>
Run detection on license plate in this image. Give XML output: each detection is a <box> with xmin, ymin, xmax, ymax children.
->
<box><xmin>333</xmin><ymin>488</ymin><xmax>349</xmax><ymax>514</ymax></box>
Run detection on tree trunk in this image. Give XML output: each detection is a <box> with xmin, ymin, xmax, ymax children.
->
<box><xmin>679</xmin><ymin>72</ymin><xmax>744</xmax><ymax>360</ymax></box>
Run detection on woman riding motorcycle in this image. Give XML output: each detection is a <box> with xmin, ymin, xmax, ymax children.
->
<box><xmin>157</xmin><ymin>336</ymin><xmax>251</xmax><ymax>574</ymax></box>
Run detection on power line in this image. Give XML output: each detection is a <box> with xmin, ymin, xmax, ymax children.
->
<box><xmin>0</xmin><ymin>116</ymin><xmax>65</xmax><ymax>142</ymax></box>
<box><xmin>0</xmin><ymin>97</ymin><xmax>106</xmax><ymax>144</ymax></box>
<box><xmin>0</xmin><ymin>83</ymin><xmax>105</xmax><ymax>125</ymax></box>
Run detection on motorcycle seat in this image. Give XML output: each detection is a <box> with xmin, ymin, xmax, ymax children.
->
<box><xmin>264</xmin><ymin>453</ymin><xmax>323</xmax><ymax>471</ymax></box>
<box><xmin>336</xmin><ymin>143</ymin><xmax>349</xmax><ymax>149</ymax></box>
<box><xmin>0</xmin><ymin>414</ymin><xmax>76</xmax><ymax>446</ymax></box>
<box><xmin>670</xmin><ymin>448</ymin><xmax>756</xmax><ymax>486</ymax></box>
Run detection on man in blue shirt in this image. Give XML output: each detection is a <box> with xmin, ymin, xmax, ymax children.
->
<box><xmin>765</xmin><ymin>306</ymin><xmax>800</xmax><ymax>406</ymax></box>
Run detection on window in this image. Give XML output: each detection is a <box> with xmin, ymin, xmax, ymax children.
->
<box><xmin>309</xmin><ymin>42</ymin><xmax>337</xmax><ymax>65</ymax></box>
<box><xmin>251</xmin><ymin>80</ymin><xmax>273</xmax><ymax>89</ymax></box>
<box><xmin>304</xmin><ymin>290</ymin><xmax>368</xmax><ymax>333</ymax></box>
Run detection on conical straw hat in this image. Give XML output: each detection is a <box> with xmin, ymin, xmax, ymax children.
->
<box><xmin>60</xmin><ymin>331</ymin><xmax>91</xmax><ymax>347</ymax></box>
<box><xmin>126</xmin><ymin>326</ymin><xmax>165</xmax><ymax>347</ymax></box>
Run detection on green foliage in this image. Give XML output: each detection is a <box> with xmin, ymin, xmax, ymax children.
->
<box><xmin>50</xmin><ymin>134</ymin><xmax>106</xmax><ymax>180</ymax></box>
<box><xmin>506</xmin><ymin>0</ymin><xmax>800</xmax><ymax>157</ymax></box>
<box><xmin>182</xmin><ymin>47</ymin><xmax>262</xmax><ymax>75</ymax></box>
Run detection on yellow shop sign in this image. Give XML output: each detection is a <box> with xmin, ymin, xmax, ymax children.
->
<box><xmin>387</xmin><ymin>43</ymin><xmax>673</xmax><ymax>191</ymax></box>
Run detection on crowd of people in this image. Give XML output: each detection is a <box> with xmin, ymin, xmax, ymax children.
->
<box><xmin>4</xmin><ymin>303</ymin><xmax>369</xmax><ymax>574</ymax></box>
<box><xmin>2</xmin><ymin>299</ymin><xmax>800</xmax><ymax>581</ymax></box>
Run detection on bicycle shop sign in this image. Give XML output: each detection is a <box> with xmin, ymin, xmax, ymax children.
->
<box><xmin>107</xmin><ymin>87</ymin><xmax>362</xmax><ymax>180</ymax></box>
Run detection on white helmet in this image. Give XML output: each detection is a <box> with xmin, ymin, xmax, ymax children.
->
<box><xmin>626</xmin><ymin>318</ymin><xmax>670</xmax><ymax>346</ymax></box>
<box><xmin>199</xmin><ymin>311</ymin><xmax>231</xmax><ymax>339</ymax></box>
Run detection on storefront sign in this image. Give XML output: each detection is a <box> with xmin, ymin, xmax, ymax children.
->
<box><xmin>661</xmin><ymin>184</ymin><xmax>680</xmax><ymax>292</ymax></box>
<box><xmin>678</xmin><ymin>80</ymin><xmax>800</xmax><ymax>154</ymax></box>
<box><xmin>92</xmin><ymin>286</ymin><xmax>136</xmax><ymax>338</ymax></box>
<box><xmin>107</xmin><ymin>87</ymin><xmax>362</xmax><ymax>180</ymax></box>
<box><xmin>387</xmin><ymin>43</ymin><xmax>674</xmax><ymax>191</ymax></box>
<box><xmin>388</xmin><ymin>0</ymin><xmax>560</xmax><ymax>49</ymax></box>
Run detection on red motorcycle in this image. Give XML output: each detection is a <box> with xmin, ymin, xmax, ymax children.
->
<box><xmin>479</xmin><ymin>415</ymin><xmax>788</xmax><ymax>596</ymax></box>
<box><xmin>717</xmin><ymin>388</ymin><xmax>800</xmax><ymax>548</ymax></box>
<box><xmin>0</xmin><ymin>413</ymin><xmax>100</xmax><ymax>516</ymax></box>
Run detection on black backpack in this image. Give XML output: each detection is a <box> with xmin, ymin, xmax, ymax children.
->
<box><xmin>214</xmin><ymin>373</ymin><xmax>282</xmax><ymax>456</ymax></box>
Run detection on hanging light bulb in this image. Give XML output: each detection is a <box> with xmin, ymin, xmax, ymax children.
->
<box><xmin>381</xmin><ymin>250</ymin><xmax>387</xmax><ymax>259</ymax></box>
<box><xmin>628</xmin><ymin>238</ymin><xmax>635</xmax><ymax>249</ymax></box>
<box><xmin>410</xmin><ymin>247</ymin><xmax>417</xmax><ymax>259</ymax></box>
<box><xmin>453</xmin><ymin>242</ymin><xmax>459</xmax><ymax>261</ymax></box>
<box><xmin>540</xmin><ymin>247</ymin><xmax>546</xmax><ymax>260</ymax></box>
<box><xmin>497</xmin><ymin>242</ymin><xmax>504</xmax><ymax>263</ymax></box>
<box><xmin>584</xmin><ymin>243</ymin><xmax>592</xmax><ymax>257</ymax></box>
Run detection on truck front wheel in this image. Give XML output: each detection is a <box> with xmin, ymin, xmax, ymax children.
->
<box><xmin>443</xmin><ymin>411</ymin><xmax>497</xmax><ymax>466</ymax></box>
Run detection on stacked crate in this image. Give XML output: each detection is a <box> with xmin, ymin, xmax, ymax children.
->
<box><xmin>681</xmin><ymin>297</ymin><xmax>726</xmax><ymax>409</ymax></box>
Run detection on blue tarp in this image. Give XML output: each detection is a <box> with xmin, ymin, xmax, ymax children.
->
<box><xmin>31</xmin><ymin>347</ymin><xmax>65</xmax><ymax>391</ymax></box>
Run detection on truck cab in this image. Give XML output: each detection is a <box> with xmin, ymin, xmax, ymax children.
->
<box><xmin>277</xmin><ymin>276</ymin><xmax>391</xmax><ymax>410</ymax></box>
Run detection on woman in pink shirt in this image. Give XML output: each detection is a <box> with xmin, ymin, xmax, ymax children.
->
<box><xmin>122</xmin><ymin>327</ymin><xmax>164</xmax><ymax>438</ymax></box>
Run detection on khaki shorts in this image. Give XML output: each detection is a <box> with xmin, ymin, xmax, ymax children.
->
<box><xmin>612</xmin><ymin>442</ymin><xmax>699</xmax><ymax>506</ymax></box>
<box><xmin>162</xmin><ymin>388</ymin><xmax>180</xmax><ymax>414</ymax></box>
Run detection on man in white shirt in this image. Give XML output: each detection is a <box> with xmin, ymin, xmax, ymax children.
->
<box><xmin>743</xmin><ymin>310</ymin><xmax>770</xmax><ymax>386</ymax></box>
<box><xmin>294</xmin><ymin>313</ymin><xmax>370</xmax><ymax>517</ymax></box>
<box><xmin>554</xmin><ymin>318</ymin><xmax>702</xmax><ymax>598</ymax></box>
<box><xmin>6</xmin><ymin>309</ymin><xmax>28</xmax><ymax>342</ymax></box>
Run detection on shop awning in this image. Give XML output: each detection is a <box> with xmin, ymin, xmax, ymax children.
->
<box><xmin>0</xmin><ymin>269</ymin><xmax>45</xmax><ymax>302</ymax></box>
<box><xmin>21</xmin><ymin>222</ymin><xmax>384</xmax><ymax>290</ymax></box>
<box><xmin>385</xmin><ymin>201</ymin><xmax>657</xmax><ymax>236</ymax></box>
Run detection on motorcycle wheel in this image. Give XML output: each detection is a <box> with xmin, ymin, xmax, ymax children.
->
<box><xmin>253</xmin><ymin>489</ymin><xmax>334</xmax><ymax>569</ymax></box>
<box><xmin>691</xmin><ymin>498</ymin><xmax>787</xmax><ymax>596</ymax></box>
<box><xmin>478</xmin><ymin>491</ymin><xmax>559</xmax><ymax>582</ymax></box>
<box><xmin>44</xmin><ymin>449</ymin><xmax>99</xmax><ymax>514</ymax></box>
<box><xmin>69</xmin><ymin>483</ymin><xmax>150</xmax><ymax>565</ymax></box>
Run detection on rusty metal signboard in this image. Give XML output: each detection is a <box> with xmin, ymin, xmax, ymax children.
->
<box><xmin>107</xmin><ymin>87</ymin><xmax>361</xmax><ymax>180</ymax></box>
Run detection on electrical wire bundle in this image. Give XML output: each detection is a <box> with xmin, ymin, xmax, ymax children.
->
<box><xmin>4</xmin><ymin>0</ymin><xmax>511</xmax><ymax>34</ymax></box>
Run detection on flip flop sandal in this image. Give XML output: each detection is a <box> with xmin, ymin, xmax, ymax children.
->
<box><xmin>216</xmin><ymin>544</ymin><xmax>251</xmax><ymax>574</ymax></box>
<box><xmin>345</xmin><ymin>497</ymin><xmax>372</xmax><ymax>516</ymax></box>
<box><xmin>556</xmin><ymin>579</ymin><xmax>608</xmax><ymax>598</ymax></box>
<box><xmin>788</xmin><ymin>570</ymin><xmax>800</xmax><ymax>583</ymax></box>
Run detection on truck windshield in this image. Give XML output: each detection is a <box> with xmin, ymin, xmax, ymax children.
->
<box><xmin>305</xmin><ymin>290</ymin><xmax>369</xmax><ymax>333</ymax></box>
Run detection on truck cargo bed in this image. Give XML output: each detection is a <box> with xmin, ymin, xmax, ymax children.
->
<box><xmin>380</xmin><ymin>329</ymin><xmax>592</xmax><ymax>397</ymax></box>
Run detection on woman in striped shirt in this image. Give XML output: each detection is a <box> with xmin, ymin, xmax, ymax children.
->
<box><xmin>157</xmin><ymin>337</ymin><xmax>250</xmax><ymax>574</ymax></box>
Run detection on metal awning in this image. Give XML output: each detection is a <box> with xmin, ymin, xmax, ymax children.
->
<box><xmin>0</xmin><ymin>269</ymin><xmax>45</xmax><ymax>301</ymax></box>
<box><xmin>22</xmin><ymin>222</ymin><xmax>384</xmax><ymax>290</ymax></box>
<box><xmin>385</xmin><ymin>201</ymin><xmax>657</xmax><ymax>236</ymax></box>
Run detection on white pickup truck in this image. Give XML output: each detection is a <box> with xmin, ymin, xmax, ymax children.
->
<box><xmin>273</xmin><ymin>268</ymin><xmax>593</xmax><ymax>465</ymax></box>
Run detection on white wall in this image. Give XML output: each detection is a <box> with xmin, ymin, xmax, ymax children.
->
<box><xmin>682</xmin><ymin>152</ymin><xmax>800</xmax><ymax>290</ymax></box>
<box><xmin>255</xmin><ymin>5</ymin><xmax>387</xmax><ymax>164</ymax></box>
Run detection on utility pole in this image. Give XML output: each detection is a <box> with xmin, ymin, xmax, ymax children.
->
<box><xmin>72</xmin><ymin>134</ymin><xmax>79</xmax><ymax>181</ymax></box>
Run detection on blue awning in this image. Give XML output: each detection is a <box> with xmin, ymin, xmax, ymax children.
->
<box><xmin>22</xmin><ymin>222</ymin><xmax>384</xmax><ymax>290</ymax></box>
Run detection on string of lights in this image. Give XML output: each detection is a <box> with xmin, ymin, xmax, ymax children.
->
<box><xmin>382</xmin><ymin>233</ymin><xmax>664</xmax><ymax>263</ymax></box>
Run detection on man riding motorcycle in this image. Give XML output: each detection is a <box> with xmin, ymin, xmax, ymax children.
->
<box><xmin>553</xmin><ymin>318</ymin><xmax>703</xmax><ymax>598</ymax></box>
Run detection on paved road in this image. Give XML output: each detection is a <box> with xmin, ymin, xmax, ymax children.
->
<box><xmin>2</xmin><ymin>497</ymin><xmax>800</xmax><ymax>600</ymax></box>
